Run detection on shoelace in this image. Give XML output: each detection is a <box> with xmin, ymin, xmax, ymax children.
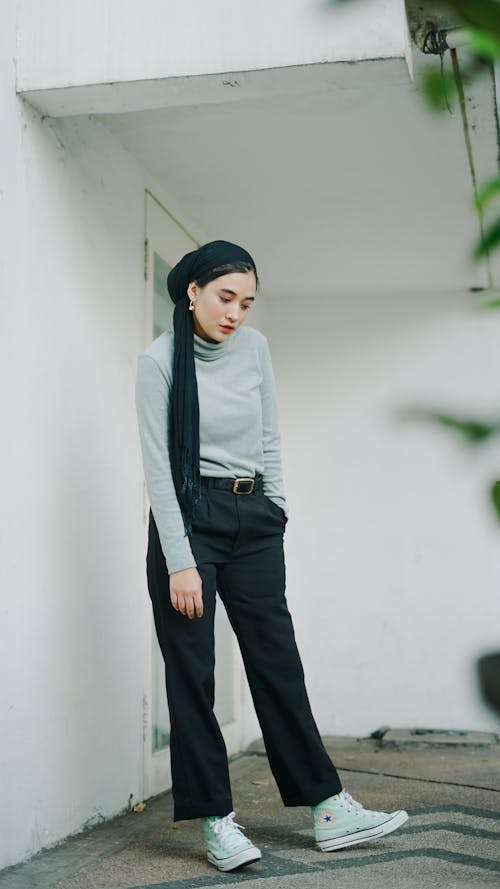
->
<box><xmin>341</xmin><ymin>790</ymin><xmax>386</xmax><ymax>817</ymax></box>
<box><xmin>209</xmin><ymin>811</ymin><xmax>248</xmax><ymax>850</ymax></box>
<box><xmin>340</xmin><ymin>790</ymin><xmax>364</xmax><ymax>811</ymax></box>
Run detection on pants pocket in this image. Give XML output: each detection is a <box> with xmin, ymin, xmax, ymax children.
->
<box><xmin>263</xmin><ymin>494</ymin><xmax>288</xmax><ymax>525</ymax></box>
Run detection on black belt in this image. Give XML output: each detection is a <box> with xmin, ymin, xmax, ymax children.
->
<box><xmin>200</xmin><ymin>473</ymin><xmax>264</xmax><ymax>495</ymax></box>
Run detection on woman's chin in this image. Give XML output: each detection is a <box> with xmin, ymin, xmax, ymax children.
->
<box><xmin>194</xmin><ymin>321</ymin><xmax>236</xmax><ymax>342</ymax></box>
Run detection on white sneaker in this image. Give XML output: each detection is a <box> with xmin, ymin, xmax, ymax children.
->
<box><xmin>313</xmin><ymin>789</ymin><xmax>409</xmax><ymax>851</ymax></box>
<box><xmin>202</xmin><ymin>811</ymin><xmax>262</xmax><ymax>872</ymax></box>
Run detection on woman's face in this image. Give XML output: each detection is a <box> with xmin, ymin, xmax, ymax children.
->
<box><xmin>187</xmin><ymin>271</ymin><xmax>256</xmax><ymax>343</ymax></box>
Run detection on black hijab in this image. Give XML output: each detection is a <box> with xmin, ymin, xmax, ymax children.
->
<box><xmin>166</xmin><ymin>239</ymin><xmax>257</xmax><ymax>538</ymax></box>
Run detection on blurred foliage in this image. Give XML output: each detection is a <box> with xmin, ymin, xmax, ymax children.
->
<box><xmin>475</xmin><ymin>175</ymin><xmax>500</xmax><ymax>210</ymax></box>
<box><xmin>328</xmin><ymin>0</ymin><xmax>500</xmax><ymax>37</ymax></box>
<box><xmin>477</xmin><ymin>650</ymin><xmax>500</xmax><ymax>715</ymax></box>
<box><xmin>328</xmin><ymin>0</ymin><xmax>500</xmax><ymax>521</ymax></box>
<box><xmin>329</xmin><ymin>1</ymin><xmax>500</xmax><ymax>266</ymax></box>
<box><xmin>394</xmin><ymin>409</ymin><xmax>500</xmax><ymax>521</ymax></box>
<box><xmin>396</xmin><ymin>407</ymin><xmax>500</xmax><ymax>444</ymax></box>
<box><xmin>329</xmin><ymin>1</ymin><xmax>500</xmax><ymax>40</ymax></box>
<box><xmin>450</xmin><ymin>1</ymin><xmax>500</xmax><ymax>41</ymax></box>
<box><xmin>492</xmin><ymin>480</ymin><xmax>500</xmax><ymax>515</ymax></box>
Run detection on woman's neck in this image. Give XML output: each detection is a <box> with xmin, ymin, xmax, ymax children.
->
<box><xmin>193</xmin><ymin>330</ymin><xmax>237</xmax><ymax>361</ymax></box>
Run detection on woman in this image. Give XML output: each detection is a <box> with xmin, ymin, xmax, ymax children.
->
<box><xmin>135</xmin><ymin>239</ymin><xmax>408</xmax><ymax>873</ymax></box>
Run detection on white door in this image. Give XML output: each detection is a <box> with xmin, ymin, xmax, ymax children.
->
<box><xmin>141</xmin><ymin>190</ymin><xmax>244</xmax><ymax>801</ymax></box>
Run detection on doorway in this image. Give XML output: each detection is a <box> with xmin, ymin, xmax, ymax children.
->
<box><xmin>141</xmin><ymin>190</ymin><xmax>243</xmax><ymax>799</ymax></box>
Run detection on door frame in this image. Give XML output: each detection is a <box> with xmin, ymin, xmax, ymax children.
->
<box><xmin>140</xmin><ymin>189</ymin><xmax>245</xmax><ymax>802</ymax></box>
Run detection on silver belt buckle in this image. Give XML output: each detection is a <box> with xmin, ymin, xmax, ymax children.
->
<box><xmin>232</xmin><ymin>477</ymin><xmax>255</xmax><ymax>494</ymax></box>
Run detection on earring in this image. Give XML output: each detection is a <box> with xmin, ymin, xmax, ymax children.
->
<box><xmin>189</xmin><ymin>300</ymin><xmax>195</xmax><ymax>311</ymax></box>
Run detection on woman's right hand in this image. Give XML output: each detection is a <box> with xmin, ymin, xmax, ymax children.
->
<box><xmin>169</xmin><ymin>567</ymin><xmax>203</xmax><ymax>619</ymax></box>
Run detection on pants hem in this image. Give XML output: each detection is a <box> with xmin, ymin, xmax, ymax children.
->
<box><xmin>173</xmin><ymin>798</ymin><xmax>234</xmax><ymax>822</ymax></box>
<box><xmin>282</xmin><ymin>778</ymin><xmax>344</xmax><ymax>808</ymax></box>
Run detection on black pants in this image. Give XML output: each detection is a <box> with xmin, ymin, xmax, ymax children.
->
<box><xmin>146</xmin><ymin>476</ymin><xmax>343</xmax><ymax>821</ymax></box>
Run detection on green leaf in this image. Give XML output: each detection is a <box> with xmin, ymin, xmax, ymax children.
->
<box><xmin>420</xmin><ymin>69</ymin><xmax>457</xmax><ymax>110</ymax></box>
<box><xmin>478</xmin><ymin>298</ymin><xmax>500</xmax><ymax>309</ymax></box>
<box><xmin>467</xmin><ymin>26</ymin><xmax>500</xmax><ymax>59</ymax></box>
<box><xmin>450</xmin><ymin>0</ymin><xmax>500</xmax><ymax>44</ymax></box>
<box><xmin>474</xmin><ymin>176</ymin><xmax>500</xmax><ymax>212</ymax></box>
<box><xmin>431</xmin><ymin>415</ymin><xmax>499</xmax><ymax>442</ymax></box>
<box><xmin>399</xmin><ymin>408</ymin><xmax>500</xmax><ymax>443</ymax></box>
<box><xmin>490</xmin><ymin>480</ymin><xmax>500</xmax><ymax>521</ymax></box>
<box><xmin>471</xmin><ymin>219</ymin><xmax>500</xmax><ymax>260</ymax></box>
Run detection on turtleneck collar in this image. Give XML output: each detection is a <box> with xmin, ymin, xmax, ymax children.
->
<box><xmin>193</xmin><ymin>326</ymin><xmax>240</xmax><ymax>361</ymax></box>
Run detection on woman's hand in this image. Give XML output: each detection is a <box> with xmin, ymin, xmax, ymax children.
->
<box><xmin>169</xmin><ymin>567</ymin><xmax>203</xmax><ymax>619</ymax></box>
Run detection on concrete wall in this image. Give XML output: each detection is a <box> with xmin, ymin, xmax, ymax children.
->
<box><xmin>16</xmin><ymin>0</ymin><xmax>409</xmax><ymax>91</ymax></box>
<box><xmin>1</xmin><ymin>1</ymin><xmax>210</xmax><ymax>868</ymax></box>
<box><xmin>241</xmin><ymin>290</ymin><xmax>500</xmax><ymax>744</ymax></box>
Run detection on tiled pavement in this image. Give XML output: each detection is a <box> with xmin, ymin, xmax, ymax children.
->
<box><xmin>1</xmin><ymin>735</ymin><xmax>499</xmax><ymax>889</ymax></box>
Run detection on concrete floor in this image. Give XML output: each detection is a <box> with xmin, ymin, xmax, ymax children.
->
<box><xmin>1</xmin><ymin>735</ymin><xmax>499</xmax><ymax>889</ymax></box>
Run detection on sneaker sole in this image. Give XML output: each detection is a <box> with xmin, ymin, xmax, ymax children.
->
<box><xmin>207</xmin><ymin>846</ymin><xmax>262</xmax><ymax>872</ymax></box>
<box><xmin>317</xmin><ymin>810</ymin><xmax>409</xmax><ymax>852</ymax></box>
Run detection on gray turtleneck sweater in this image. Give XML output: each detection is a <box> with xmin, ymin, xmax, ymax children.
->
<box><xmin>135</xmin><ymin>324</ymin><xmax>288</xmax><ymax>574</ymax></box>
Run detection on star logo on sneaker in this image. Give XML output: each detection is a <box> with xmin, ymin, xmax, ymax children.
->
<box><xmin>321</xmin><ymin>810</ymin><xmax>336</xmax><ymax>824</ymax></box>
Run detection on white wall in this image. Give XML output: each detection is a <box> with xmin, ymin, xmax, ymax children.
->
<box><xmin>0</xmin><ymin>1</ymin><xmax>212</xmax><ymax>868</ymax></box>
<box><xmin>240</xmin><ymin>290</ymin><xmax>500</xmax><ymax>744</ymax></box>
<box><xmin>16</xmin><ymin>0</ymin><xmax>409</xmax><ymax>91</ymax></box>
